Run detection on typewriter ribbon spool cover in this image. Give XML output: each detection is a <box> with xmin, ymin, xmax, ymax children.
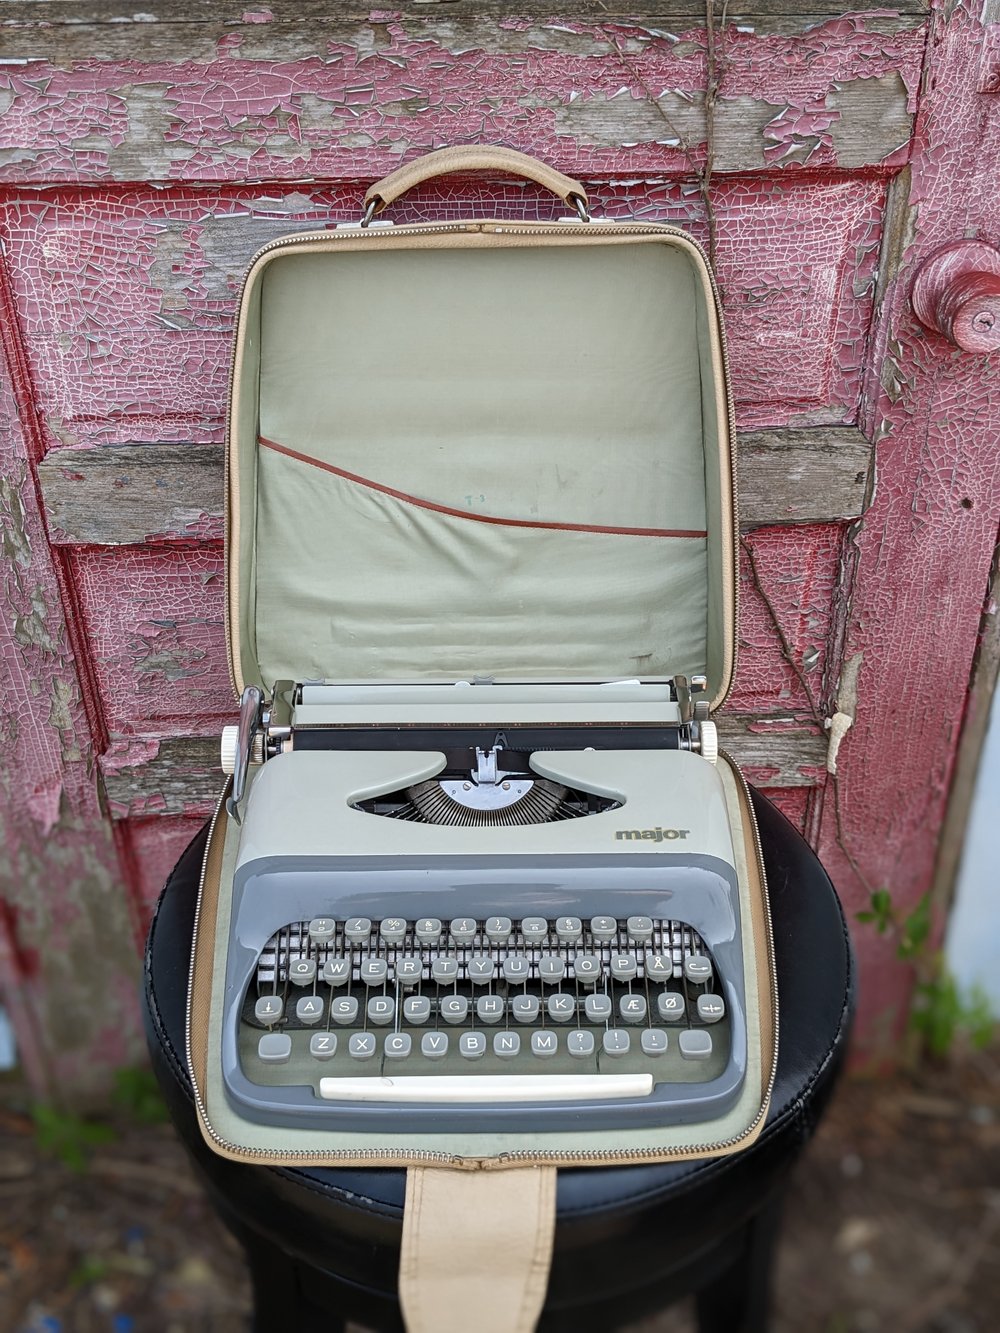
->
<box><xmin>186</xmin><ymin>147</ymin><xmax>777</xmax><ymax>1173</ymax></box>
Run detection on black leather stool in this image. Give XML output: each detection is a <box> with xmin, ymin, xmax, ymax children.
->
<box><xmin>143</xmin><ymin>788</ymin><xmax>854</xmax><ymax>1333</ymax></box>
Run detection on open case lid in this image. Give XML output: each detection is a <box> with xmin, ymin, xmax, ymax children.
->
<box><xmin>225</xmin><ymin>148</ymin><xmax>738</xmax><ymax>711</ymax></box>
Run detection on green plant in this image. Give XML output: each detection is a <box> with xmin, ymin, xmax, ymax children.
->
<box><xmin>32</xmin><ymin>1104</ymin><xmax>116</xmax><ymax>1172</ymax></box>
<box><xmin>855</xmin><ymin>888</ymin><xmax>995</xmax><ymax>1057</ymax></box>
<box><xmin>112</xmin><ymin>1065</ymin><xmax>168</xmax><ymax>1124</ymax></box>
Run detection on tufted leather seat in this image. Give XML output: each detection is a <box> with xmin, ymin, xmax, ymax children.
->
<box><xmin>143</xmin><ymin>788</ymin><xmax>854</xmax><ymax>1333</ymax></box>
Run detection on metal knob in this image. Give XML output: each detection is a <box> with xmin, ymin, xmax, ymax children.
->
<box><xmin>911</xmin><ymin>240</ymin><xmax>1000</xmax><ymax>353</ymax></box>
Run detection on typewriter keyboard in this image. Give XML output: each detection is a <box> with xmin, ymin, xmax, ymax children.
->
<box><xmin>239</xmin><ymin>915</ymin><xmax>731</xmax><ymax>1095</ymax></box>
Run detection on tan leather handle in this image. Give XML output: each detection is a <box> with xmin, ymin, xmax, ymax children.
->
<box><xmin>363</xmin><ymin>145</ymin><xmax>588</xmax><ymax>222</ymax></box>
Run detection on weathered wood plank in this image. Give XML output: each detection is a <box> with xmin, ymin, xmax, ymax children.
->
<box><xmin>0</xmin><ymin>13</ymin><xmax>924</xmax><ymax>183</ymax></box>
<box><xmin>37</xmin><ymin>428</ymin><xmax>871</xmax><ymax>545</ymax></box>
<box><xmin>0</xmin><ymin>252</ymin><xmax>146</xmax><ymax>1105</ymax></box>
<box><xmin>5</xmin><ymin>176</ymin><xmax>886</xmax><ymax>441</ymax></box>
<box><xmin>813</xmin><ymin>1</ymin><xmax>1000</xmax><ymax>1059</ymax></box>
<box><xmin>99</xmin><ymin>716</ymin><xmax>829</xmax><ymax>819</ymax></box>
<box><xmin>1</xmin><ymin>1</ymin><xmax>931</xmax><ymax>23</ymax></box>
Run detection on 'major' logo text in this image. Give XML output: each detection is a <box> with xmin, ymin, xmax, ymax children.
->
<box><xmin>615</xmin><ymin>827</ymin><xmax>690</xmax><ymax>842</ymax></box>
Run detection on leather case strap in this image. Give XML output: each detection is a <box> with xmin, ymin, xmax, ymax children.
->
<box><xmin>364</xmin><ymin>145</ymin><xmax>588</xmax><ymax>216</ymax></box>
<box><xmin>399</xmin><ymin>1165</ymin><xmax>557</xmax><ymax>1332</ymax></box>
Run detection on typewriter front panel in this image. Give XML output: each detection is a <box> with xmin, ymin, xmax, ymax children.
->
<box><xmin>221</xmin><ymin>855</ymin><xmax>747</xmax><ymax>1134</ymax></box>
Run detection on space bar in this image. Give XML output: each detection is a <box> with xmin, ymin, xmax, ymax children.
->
<box><xmin>318</xmin><ymin>1074</ymin><xmax>653</xmax><ymax>1103</ymax></box>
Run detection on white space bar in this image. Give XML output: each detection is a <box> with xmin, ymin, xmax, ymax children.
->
<box><xmin>319</xmin><ymin>1074</ymin><xmax>653</xmax><ymax>1103</ymax></box>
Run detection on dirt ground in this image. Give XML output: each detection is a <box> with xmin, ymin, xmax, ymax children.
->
<box><xmin>1</xmin><ymin>1047</ymin><xmax>997</xmax><ymax>1333</ymax></box>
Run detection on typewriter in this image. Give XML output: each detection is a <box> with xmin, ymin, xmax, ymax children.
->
<box><xmin>216</xmin><ymin>675</ymin><xmax>753</xmax><ymax>1136</ymax></box>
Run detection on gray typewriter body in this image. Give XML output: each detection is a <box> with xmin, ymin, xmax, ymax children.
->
<box><xmin>219</xmin><ymin>697</ymin><xmax>749</xmax><ymax>1136</ymax></box>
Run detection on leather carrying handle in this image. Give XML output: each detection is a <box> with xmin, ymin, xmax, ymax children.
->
<box><xmin>363</xmin><ymin>145</ymin><xmax>588</xmax><ymax>219</ymax></box>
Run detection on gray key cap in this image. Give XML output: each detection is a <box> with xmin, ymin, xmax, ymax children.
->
<box><xmin>380</xmin><ymin>917</ymin><xmax>408</xmax><ymax>944</ymax></box>
<box><xmin>657</xmin><ymin>992</ymin><xmax>686</xmax><ymax>1022</ymax></box>
<box><xmin>345</xmin><ymin>917</ymin><xmax>372</xmax><ymax>943</ymax></box>
<box><xmin>602</xmin><ymin>1029</ymin><xmax>630</xmax><ymax>1057</ymax></box>
<box><xmin>645</xmin><ymin>953</ymin><xmax>673</xmax><ymax>981</ymax></box>
<box><xmin>547</xmin><ymin>993</ymin><xmax>575</xmax><ymax>1022</ymax></box>
<box><xmin>322</xmin><ymin>958</ymin><xmax>351</xmax><ymax>986</ymax></box>
<box><xmin>573</xmin><ymin>955</ymin><xmax>602</xmax><ymax>984</ymax></box>
<box><xmin>679</xmin><ymin>1029</ymin><xmax>713</xmax><ymax>1060</ymax></box>
<box><xmin>641</xmin><ymin>1029</ymin><xmax>668</xmax><ymax>1056</ymax></box>
<box><xmin>431</xmin><ymin>958</ymin><xmax>460</xmax><ymax>984</ymax></box>
<box><xmin>697</xmin><ymin>993</ymin><xmax>726</xmax><ymax>1024</ymax></box>
<box><xmin>440</xmin><ymin>995</ymin><xmax>469</xmax><ymax>1024</ymax></box>
<box><xmin>403</xmin><ymin>995</ymin><xmax>431</xmax><ymax>1025</ymax></box>
<box><xmin>258</xmin><ymin>1032</ymin><xmax>292</xmax><ymax>1063</ymax></box>
<box><xmin>485</xmin><ymin>916</ymin><xmax>512</xmax><ymax>942</ymax></box>
<box><xmin>626</xmin><ymin>915</ymin><xmax>654</xmax><ymax>942</ymax></box>
<box><xmin>476</xmin><ymin>994</ymin><xmax>505</xmax><ymax>1024</ymax></box>
<box><xmin>619</xmin><ymin>994</ymin><xmax>648</xmax><ymax>1025</ymax></box>
<box><xmin>521</xmin><ymin>917</ymin><xmax>548</xmax><ymax>941</ymax></box>
<box><xmin>450</xmin><ymin>917</ymin><xmax>478</xmax><ymax>943</ymax></box>
<box><xmin>421</xmin><ymin>1031</ymin><xmax>449</xmax><ymax>1060</ymax></box>
<box><xmin>511</xmin><ymin>994</ymin><xmax>540</xmax><ymax>1024</ymax></box>
<box><xmin>503</xmin><ymin>956</ymin><xmax>531</xmax><ymax>983</ymax></box>
<box><xmin>348</xmin><ymin>1032</ymin><xmax>377</xmax><ymax>1060</ymax></box>
<box><xmin>610</xmin><ymin>953</ymin><xmax>637</xmax><ymax>982</ymax></box>
<box><xmin>330</xmin><ymin>996</ymin><xmax>359</xmax><ymax>1026</ymax></box>
<box><xmin>395</xmin><ymin>958</ymin><xmax>423</xmax><ymax>985</ymax></box>
<box><xmin>538</xmin><ymin>956</ymin><xmax>566</xmax><ymax>984</ymax></box>
<box><xmin>384</xmin><ymin>1032</ymin><xmax>412</xmax><ymax>1059</ymax></box>
<box><xmin>296</xmin><ymin>995</ymin><xmax>324</xmax><ymax>1025</ymax></box>
<box><xmin>288</xmin><ymin>957</ymin><xmax>317</xmax><ymax>987</ymax></box>
<box><xmin>555</xmin><ymin>916</ymin><xmax>583</xmax><ymax>942</ymax></box>
<box><xmin>254</xmin><ymin>995</ymin><xmax>284</xmax><ymax>1026</ymax></box>
<box><xmin>309</xmin><ymin>1031</ymin><xmax>337</xmax><ymax>1060</ymax></box>
<box><xmin>531</xmin><ymin>1031</ymin><xmax>558</xmax><ymax>1058</ymax></box>
<box><xmin>584</xmin><ymin>993</ymin><xmax>613</xmax><ymax>1023</ymax></box>
<box><xmin>360</xmin><ymin>958</ymin><xmax>389</xmax><ymax>986</ymax></box>
<box><xmin>567</xmin><ymin>1030</ymin><xmax>595</xmax><ymax>1059</ymax></box>
<box><xmin>308</xmin><ymin>917</ymin><xmax>336</xmax><ymax>944</ymax></box>
<box><xmin>684</xmin><ymin>954</ymin><xmax>713</xmax><ymax>984</ymax></box>
<box><xmin>367</xmin><ymin>995</ymin><xmax>395</xmax><ymax>1026</ymax></box>
<box><xmin>415</xmin><ymin>918</ymin><xmax>442</xmax><ymax>943</ymax></box>
<box><xmin>590</xmin><ymin>916</ymin><xmax>618</xmax><ymax>941</ymax></box>
<box><xmin>467</xmin><ymin>957</ymin><xmax>495</xmax><ymax>984</ymax></box>
<box><xmin>460</xmin><ymin>1032</ymin><xmax>487</xmax><ymax>1060</ymax></box>
<box><xmin>493</xmin><ymin>1031</ymin><xmax>521</xmax><ymax>1059</ymax></box>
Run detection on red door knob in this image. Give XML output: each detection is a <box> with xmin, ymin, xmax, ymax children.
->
<box><xmin>911</xmin><ymin>240</ymin><xmax>1000</xmax><ymax>353</ymax></box>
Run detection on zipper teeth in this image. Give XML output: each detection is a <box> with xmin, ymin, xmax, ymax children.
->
<box><xmin>222</xmin><ymin>219</ymin><xmax>738</xmax><ymax>702</ymax></box>
<box><xmin>183</xmin><ymin>787</ymin><xmax>463</xmax><ymax>1164</ymax></box>
<box><xmin>493</xmin><ymin>752</ymin><xmax>777</xmax><ymax>1165</ymax></box>
<box><xmin>185</xmin><ymin>758</ymin><xmax>776</xmax><ymax>1167</ymax></box>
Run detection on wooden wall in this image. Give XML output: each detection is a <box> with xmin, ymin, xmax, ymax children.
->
<box><xmin>1</xmin><ymin>0</ymin><xmax>998</xmax><ymax>1100</ymax></box>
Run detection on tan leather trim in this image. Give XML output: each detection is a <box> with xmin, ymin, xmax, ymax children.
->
<box><xmin>258</xmin><ymin>435</ymin><xmax>708</xmax><ymax>540</ymax></box>
<box><xmin>189</xmin><ymin>793</ymin><xmax>228</xmax><ymax>1130</ymax></box>
<box><xmin>365</xmin><ymin>145</ymin><xmax>586</xmax><ymax>214</ymax></box>
<box><xmin>729</xmin><ymin>755</ymin><xmax>777</xmax><ymax>1108</ymax></box>
<box><xmin>399</xmin><ymin>1165</ymin><xmax>556</xmax><ymax>1332</ymax></box>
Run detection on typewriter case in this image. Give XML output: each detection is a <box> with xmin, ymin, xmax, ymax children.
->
<box><xmin>187</xmin><ymin>147</ymin><xmax>777</xmax><ymax>1169</ymax></box>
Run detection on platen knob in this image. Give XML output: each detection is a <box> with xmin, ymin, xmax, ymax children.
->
<box><xmin>220</xmin><ymin>725</ymin><xmax>239</xmax><ymax>774</ymax></box>
<box><xmin>698</xmin><ymin>720</ymin><xmax>719</xmax><ymax>765</ymax></box>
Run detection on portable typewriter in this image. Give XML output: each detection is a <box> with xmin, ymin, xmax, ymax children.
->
<box><xmin>187</xmin><ymin>146</ymin><xmax>776</xmax><ymax>1166</ymax></box>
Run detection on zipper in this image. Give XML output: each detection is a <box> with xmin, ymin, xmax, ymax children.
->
<box><xmin>185</xmin><ymin>756</ymin><xmax>776</xmax><ymax>1169</ymax></box>
<box><xmin>221</xmin><ymin>219</ymin><xmax>739</xmax><ymax>704</ymax></box>
<box><xmin>184</xmin><ymin>784</ymin><xmax>463</xmax><ymax>1165</ymax></box>
<box><xmin>486</xmin><ymin>751</ymin><xmax>777</xmax><ymax>1167</ymax></box>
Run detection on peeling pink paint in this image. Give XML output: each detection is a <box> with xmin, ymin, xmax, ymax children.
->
<box><xmin>1</xmin><ymin>1</ymin><xmax>995</xmax><ymax>1084</ymax></box>
<box><xmin>816</xmin><ymin>0</ymin><xmax>1000</xmax><ymax>1051</ymax></box>
<box><xmin>0</xmin><ymin>174</ymin><xmax>884</xmax><ymax>451</ymax></box>
<box><xmin>0</xmin><ymin>15</ymin><xmax>924</xmax><ymax>184</ymax></box>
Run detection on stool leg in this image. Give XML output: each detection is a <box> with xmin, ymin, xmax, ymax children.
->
<box><xmin>695</xmin><ymin>1192</ymin><xmax>785</xmax><ymax>1333</ymax></box>
<box><xmin>239</xmin><ymin>1231</ymin><xmax>347</xmax><ymax>1333</ymax></box>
